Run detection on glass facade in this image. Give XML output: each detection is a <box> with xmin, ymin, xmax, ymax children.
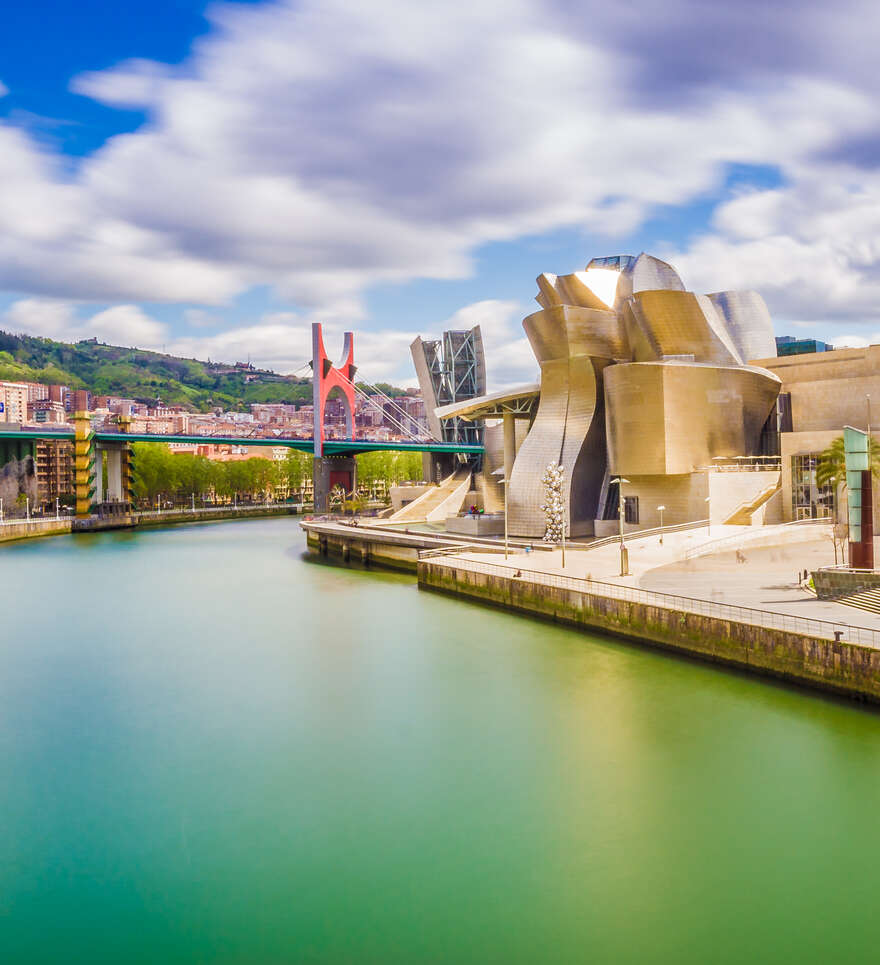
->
<box><xmin>791</xmin><ymin>453</ymin><xmax>834</xmax><ymax>520</ymax></box>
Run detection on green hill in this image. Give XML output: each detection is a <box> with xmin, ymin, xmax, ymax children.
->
<box><xmin>0</xmin><ymin>331</ymin><xmax>409</xmax><ymax>411</ymax></box>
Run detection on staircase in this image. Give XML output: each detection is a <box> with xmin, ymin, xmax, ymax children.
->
<box><xmin>723</xmin><ymin>481</ymin><xmax>781</xmax><ymax>526</ymax></box>
<box><xmin>837</xmin><ymin>587</ymin><xmax>880</xmax><ymax>616</ymax></box>
<box><xmin>389</xmin><ymin>469</ymin><xmax>471</xmax><ymax>523</ymax></box>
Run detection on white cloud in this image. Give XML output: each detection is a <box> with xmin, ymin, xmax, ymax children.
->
<box><xmin>0</xmin><ymin>80</ymin><xmax>8</xmax><ymax>98</ymax></box>
<box><xmin>4</xmin><ymin>298</ymin><xmax>168</xmax><ymax>350</ymax></box>
<box><xmin>668</xmin><ymin>169</ymin><xmax>880</xmax><ymax>327</ymax></box>
<box><xmin>0</xmin><ymin>0</ymin><xmax>876</xmax><ymax>364</ymax></box>
<box><xmin>0</xmin><ymin>0</ymin><xmax>873</xmax><ymax>317</ymax></box>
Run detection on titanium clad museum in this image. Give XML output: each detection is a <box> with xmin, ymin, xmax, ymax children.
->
<box><xmin>415</xmin><ymin>253</ymin><xmax>873</xmax><ymax>538</ymax></box>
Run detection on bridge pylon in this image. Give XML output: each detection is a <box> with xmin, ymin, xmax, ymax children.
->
<box><xmin>311</xmin><ymin>322</ymin><xmax>357</xmax><ymax>512</ymax></box>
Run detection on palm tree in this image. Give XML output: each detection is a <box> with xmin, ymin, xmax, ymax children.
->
<box><xmin>816</xmin><ymin>435</ymin><xmax>880</xmax><ymax>489</ymax></box>
<box><xmin>816</xmin><ymin>435</ymin><xmax>880</xmax><ymax>564</ymax></box>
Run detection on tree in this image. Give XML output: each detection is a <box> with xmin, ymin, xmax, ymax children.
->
<box><xmin>816</xmin><ymin>435</ymin><xmax>880</xmax><ymax>489</ymax></box>
<box><xmin>817</xmin><ymin>435</ymin><xmax>880</xmax><ymax>564</ymax></box>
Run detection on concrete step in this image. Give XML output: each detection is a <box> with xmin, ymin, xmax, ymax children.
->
<box><xmin>838</xmin><ymin>587</ymin><xmax>880</xmax><ymax>615</ymax></box>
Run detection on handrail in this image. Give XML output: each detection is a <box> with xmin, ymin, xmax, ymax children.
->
<box><xmin>722</xmin><ymin>481</ymin><xmax>781</xmax><ymax>525</ymax></box>
<box><xmin>421</xmin><ymin>555</ymin><xmax>878</xmax><ymax>647</ymax></box>
<box><xmin>582</xmin><ymin>518</ymin><xmax>710</xmax><ymax>552</ymax></box>
<box><xmin>132</xmin><ymin>502</ymin><xmax>298</xmax><ymax>518</ymax></box>
<box><xmin>682</xmin><ymin>516</ymin><xmax>829</xmax><ymax>560</ymax></box>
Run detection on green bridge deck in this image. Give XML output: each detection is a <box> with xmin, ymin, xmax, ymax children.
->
<box><xmin>0</xmin><ymin>428</ymin><xmax>483</xmax><ymax>456</ymax></box>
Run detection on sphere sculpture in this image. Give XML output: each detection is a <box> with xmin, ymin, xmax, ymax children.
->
<box><xmin>540</xmin><ymin>461</ymin><xmax>565</xmax><ymax>543</ymax></box>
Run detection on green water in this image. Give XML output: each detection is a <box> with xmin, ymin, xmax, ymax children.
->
<box><xmin>2</xmin><ymin>519</ymin><xmax>880</xmax><ymax>964</ymax></box>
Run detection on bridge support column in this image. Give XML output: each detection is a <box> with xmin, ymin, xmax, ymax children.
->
<box><xmin>106</xmin><ymin>448</ymin><xmax>123</xmax><ymax>501</ymax></box>
<box><xmin>73</xmin><ymin>412</ymin><xmax>95</xmax><ymax>519</ymax></box>
<box><xmin>312</xmin><ymin>455</ymin><xmax>357</xmax><ymax>513</ymax></box>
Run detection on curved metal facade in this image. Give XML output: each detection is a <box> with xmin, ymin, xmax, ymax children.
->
<box><xmin>505</xmin><ymin>252</ymin><xmax>780</xmax><ymax>537</ymax></box>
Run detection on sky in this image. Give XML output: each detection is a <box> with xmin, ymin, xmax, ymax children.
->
<box><xmin>2</xmin><ymin>0</ymin><xmax>880</xmax><ymax>388</ymax></box>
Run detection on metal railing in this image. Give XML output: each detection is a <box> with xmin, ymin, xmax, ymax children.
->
<box><xmin>422</xmin><ymin>555</ymin><xmax>880</xmax><ymax>647</ymax></box>
<box><xmin>583</xmin><ymin>518</ymin><xmax>710</xmax><ymax>552</ymax></box>
<box><xmin>682</xmin><ymin>516</ymin><xmax>829</xmax><ymax>560</ymax></box>
<box><xmin>0</xmin><ymin>512</ymin><xmax>71</xmax><ymax>527</ymax></box>
<box><xmin>133</xmin><ymin>502</ymin><xmax>300</xmax><ymax>519</ymax></box>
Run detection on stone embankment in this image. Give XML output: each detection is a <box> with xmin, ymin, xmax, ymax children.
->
<box><xmin>0</xmin><ymin>505</ymin><xmax>301</xmax><ymax>546</ymax></box>
<box><xmin>419</xmin><ymin>558</ymin><xmax>880</xmax><ymax>704</ymax></box>
<box><xmin>133</xmin><ymin>505</ymin><xmax>297</xmax><ymax>528</ymax></box>
<box><xmin>0</xmin><ymin>518</ymin><xmax>73</xmax><ymax>543</ymax></box>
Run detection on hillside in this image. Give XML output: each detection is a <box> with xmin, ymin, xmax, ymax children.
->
<box><xmin>0</xmin><ymin>331</ymin><xmax>409</xmax><ymax>411</ymax></box>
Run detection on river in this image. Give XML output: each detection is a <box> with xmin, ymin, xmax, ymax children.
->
<box><xmin>2</xmin><ymin>518</ymin><xmax>880</xmax><ymax>963</ymax></box>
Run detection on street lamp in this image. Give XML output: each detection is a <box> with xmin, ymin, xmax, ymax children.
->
<box><xmin>705</xmin><ymin>494</ymin><xmax>711</xmax><ymax>537</ymax></box>
<box><xmin>491</xmin><ymin>467</ymin><xmax>510</xmax><ymax>560</ymax></box>
<box><xmin>610</xmin><ymin>477</ymin><xmax>630</xmax><ymax>576</ymax></box>
<box><xmin>657</xmin><ymin>505</ymin><xmax>666</xmax><ymax>544</ymax></box>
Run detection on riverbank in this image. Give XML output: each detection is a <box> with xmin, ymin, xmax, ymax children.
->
<box><xmin>419</xmin><ymin>556</ymin><xmax>880</xmax><ymax>704</ymax></box>
<box><xmin>0</xmin><ymin>504</ymin><xmax>301</xmax><ymax>545</ymax></box>
<box><xmin>0</xmin><ymin>517</ymin><xmax>73</xmax><ymax>543</ymax></box>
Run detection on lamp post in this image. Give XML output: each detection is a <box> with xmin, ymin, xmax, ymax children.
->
<box><xmin>705</xmin><ymin>494</ymin><xmax>711</xmax><ymax>537</ymax></box>
<box><xmin>610</xmin><ymin>477</ymin><xmax>630</xmax><ymax>576</ymax></box>
<box><xmin>504</xmin><ymin>477</ymin><xmax>509</xmax><ymax>561</ymax></box>
<box><xmin>657</xmin><ymin>504</ymin><xmax>666</xmax><ymax>544</ymax></box>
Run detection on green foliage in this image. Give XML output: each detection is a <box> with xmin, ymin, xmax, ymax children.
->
<box><xmin>284</xmin><ymin>449</ymin><xmax>312</xmax><ymax>492</ymax></box>
<box><xmin>0</xmin><ymin>330</ymin><xmax>316</xmax><ymax>411</ymax></box>
<box><xmin>131</xmin><ymin>442</ymin><xmax>284</xmax><ymax>506</ymax></box>
<box><xmin>0</xmin><ymin>330</ymin><xmax>414</xmax><ymax>413</ymax></box>
<box><xmin>816</xmin><ymin>435</ymin><xmax>880</xmax><ymax>489</ymax></box>
<box><xmin>356</xmin><ymin>450</ymin><xmax>424</xmax><ymax>489</ymax></box>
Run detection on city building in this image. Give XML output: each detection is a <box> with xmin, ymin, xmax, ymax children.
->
<box><xmin>775</xmin><ymin>335</ymin><xmax>834</xmax><ymax>356</ymax></box>
<box><xmin>0</xmin><ymin>381</ymin><xmax>30</xmax><ymax>423</ymax></box>
<box><xmin>34</xmin><ymin>440</ymin><xmax>73</xmax><ymax>510</ymax></box>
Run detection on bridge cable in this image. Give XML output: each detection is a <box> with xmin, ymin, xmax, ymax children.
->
<box><xmin>333</xmin><ymin>371</ymin><xmax>429</xmax><ymax>444</ymax></box>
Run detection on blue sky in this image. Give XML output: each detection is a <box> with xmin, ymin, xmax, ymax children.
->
<box><xmin>1</xmin><ymin>0</ymin><xmax>879</xmax><ymax>386</ymax></box>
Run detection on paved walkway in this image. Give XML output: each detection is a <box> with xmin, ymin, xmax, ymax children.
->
<box><xmin>454</xmin><ymin>523</ymin><xmax>880</xmax><ymax>634</ymax></box>
<box><xmin>637</xmin><ymin>538</ymin><xmax>878</xmax><ymax>627</ymax></box>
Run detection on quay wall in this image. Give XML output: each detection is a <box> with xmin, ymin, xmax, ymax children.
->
<box><xmin>419</xmin><ymin>561</ymin><xmax>880</xmax><ymax>703</ymax></box>
<box><xmin>0</xmin><ymin>518</ymin><xmax>73</xmax><ymax>543</ymax></box>
<box><xmin>134</xmin><ymin>505</ymin><xmax>297</xmax><ymax>528</ymax></box>
<box><xmin>0</xmin><ymin>505</ymin><xmax>300</xmax><ymax>546</ymax></box>
<box><xmin>305</xmin><ymin>525</ymin><xmax>422</xmax><ymax>572</ymax></box>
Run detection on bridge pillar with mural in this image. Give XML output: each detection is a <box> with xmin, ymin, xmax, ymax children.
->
<box><xmin>74</xmin><ymin>412</ymin><xmax>135</xmax><ymax>518</ymax></box>
<box><xmin>73</xmin><ymin>411</ymin><xmax>95</xmax><ymax>518</ymax></box>
<box><xmin>311</xmin><ymin>322</ymin><xmax>358</xmax><ymax>512</ymax></box>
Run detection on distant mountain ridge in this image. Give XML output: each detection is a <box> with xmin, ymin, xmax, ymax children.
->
<box><xmin>0</xmin><ymin>331</ymin><xmax>408</xmax><ymax>411</ymax></box>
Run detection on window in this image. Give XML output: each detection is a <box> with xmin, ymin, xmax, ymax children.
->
<box><xmin>790</xmin><ymin>454</ymin><xmax>834</xmax><ymax>520</ymax></box>
<box><xmin>624</xmin><ymin>495</ymin><xmax>639</xmax><ymax>524</ymax></box>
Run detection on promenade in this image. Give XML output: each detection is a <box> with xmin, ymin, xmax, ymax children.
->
<box><xmin>450</xmin><ymin>521</ymin><xmax>880</xmax><ymax>637</ymax></box>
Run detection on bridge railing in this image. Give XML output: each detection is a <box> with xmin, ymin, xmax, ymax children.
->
<box><xmin>133</xmin><ymin>502</ymin><xmax>302</xmax><ymax>518</ymax></box>
<box><xmin>422</xmin><ymin>555</ymin><xmax>880</xmax><ymax>647</ymax></box>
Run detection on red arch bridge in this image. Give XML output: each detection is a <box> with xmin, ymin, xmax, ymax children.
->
<box><xmin>0</xmin><ymin>323</ymin><xmax>482</xmax><ymax>516</ymax></box>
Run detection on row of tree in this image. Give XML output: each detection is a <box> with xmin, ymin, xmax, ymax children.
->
<box><xmin>130</xmin><ymin>442</ymin><xmax>424</xmax><ymax>507</ymax></box>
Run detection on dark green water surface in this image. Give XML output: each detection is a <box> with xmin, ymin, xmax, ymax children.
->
<box><xmin>3</xmin><ymin>519</ymin><xmax>880</xmax><ymax>963</ymax></box>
